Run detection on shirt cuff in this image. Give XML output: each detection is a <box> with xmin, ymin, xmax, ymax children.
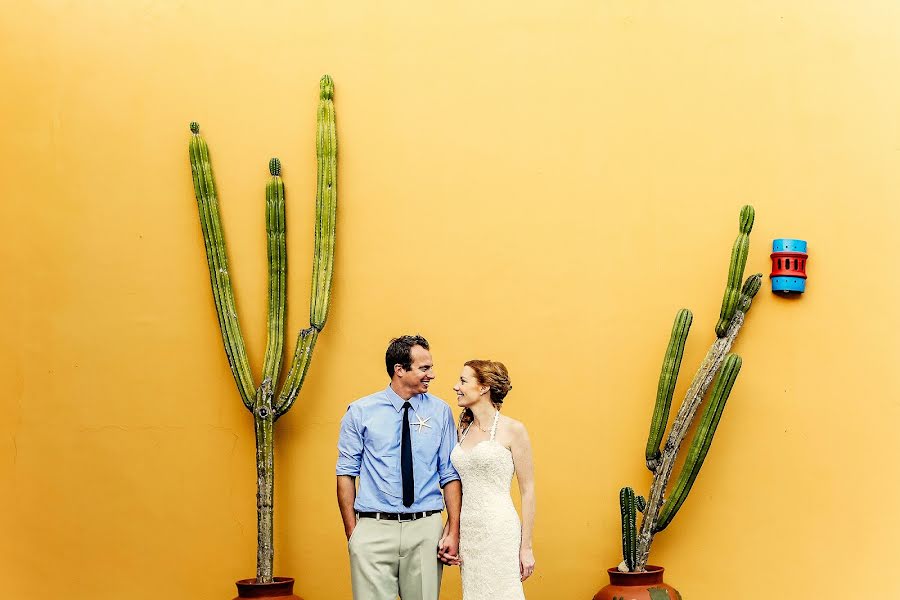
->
<box><xmin>439</xmin><ymin>473</ymin><xmax>461</xmax><ymax>487</ymax></box>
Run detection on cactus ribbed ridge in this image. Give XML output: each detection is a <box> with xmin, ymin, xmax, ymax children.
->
<box><xmin>186</xmin><ymin>75</ymin><xmax>337</xmax><ymax>584</ymax></box>
<box><xmin>618</xmin><ymin>206</ymin><xmax>762</xmax><ymax>572</ymax></box>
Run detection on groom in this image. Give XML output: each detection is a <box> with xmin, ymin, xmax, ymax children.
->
<box><xmin>336</xmin><ymin>335</ymin><xmax>462</xmax><ymax>600</ymax></box>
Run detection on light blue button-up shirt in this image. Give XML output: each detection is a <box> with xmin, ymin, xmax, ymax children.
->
<box><xmin>336</xmin><ymin>386</ymin><xmax>460</xmax><ymax>513</ymax></box>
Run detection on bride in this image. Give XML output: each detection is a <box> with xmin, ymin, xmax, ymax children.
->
<box><xmin>446</xmin><ymin>360</ymin><xmax>536</xmax><ymax>599</ymax></box>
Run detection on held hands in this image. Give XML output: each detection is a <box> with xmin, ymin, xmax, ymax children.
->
<box><xmin>437</xmin><ymin>523</ymin><xmax>461</xmax><ymax>566</ymax></box>
<box><xmin>519</xmin><ymin>547</ymin><xmax>535</xmax><ymax>581</ymax></box>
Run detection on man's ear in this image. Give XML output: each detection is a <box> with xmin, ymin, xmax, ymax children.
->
<box><xmin>393</xmin><ymin>363</ymin><xmax>405</xmax><ymax>377</ymax></box>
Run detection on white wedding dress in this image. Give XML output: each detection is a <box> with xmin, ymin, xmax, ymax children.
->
<box><xmin>450</xmin><ymin>411</ymin><xmax>526</xmax><ymax>600</ymax></box>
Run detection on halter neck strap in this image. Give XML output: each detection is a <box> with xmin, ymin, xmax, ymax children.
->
<box><xmin>459</xmin><ymin>424</ymin><xmax>472</xmax><ymax>443</ymax></box>
<box><xmin>489</xmin><ymin>410</ymin><xmax>500</xmax><ymax>441</ymax></box>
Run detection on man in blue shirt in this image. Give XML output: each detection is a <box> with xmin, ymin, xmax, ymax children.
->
<box><xmin>337</xmin><ymin>335</ymin><xmax>462</xmax><ymax>600</ymax></box>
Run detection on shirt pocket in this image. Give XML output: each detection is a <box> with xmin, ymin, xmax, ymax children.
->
<box><xmin>412</xmin><ymin>424</ymin><xmax>442</xmax><ymax>468</ymax></box>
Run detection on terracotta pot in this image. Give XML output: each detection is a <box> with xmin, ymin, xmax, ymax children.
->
<box><xmin>593</xmin><ymin>566</ymin><xmax>681</xmax><ymax>600</ymax></box>
<box><xmin>234</xmin><ymin>577</ymin><xmax>302</xmax><ymax>600</ymax></box>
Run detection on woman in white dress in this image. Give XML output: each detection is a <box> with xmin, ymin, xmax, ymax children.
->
<box><xmin>447</xmin><ymin>360</ymin><xmax>536</xmax><ymax>600</ymax></box>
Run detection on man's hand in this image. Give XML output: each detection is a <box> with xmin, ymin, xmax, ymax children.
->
<box><xmin>337</xmin><ymin>476</ymin><xmax>358</xmax><ymax>542</ymax></box>
<box><xmin>344</xmin><ymin>518</ymin><xmax>357</xmax><ymax>541</ymax></box>
<box><xmin>437</xmin><ymin>530</ymin><xmax>461</xmax><ymax>566</ymax></box>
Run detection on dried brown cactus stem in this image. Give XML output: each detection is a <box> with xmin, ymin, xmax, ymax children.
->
<box><xmin>254</xmin><ymin>378</ymin><xmax>276</xmax><ymax>583</ymax></box>
<box><xmin>634</xmin><ymin>310</ymin><xmax>746</xmax><ymax>570</ymax></box>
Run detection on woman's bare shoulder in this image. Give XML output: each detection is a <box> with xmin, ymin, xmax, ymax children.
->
<box><xmin>499</xmin><ymin>415</ymin><xmax>528</xmax><ymax>438</ymax></box>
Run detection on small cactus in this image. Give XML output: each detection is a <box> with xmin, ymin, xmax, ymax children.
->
<box><xmin>620</xmin><ymin>487</ymin><xmax>638</xmax><ymax>571</ymax></box>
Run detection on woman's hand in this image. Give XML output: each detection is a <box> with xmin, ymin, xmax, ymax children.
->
<box><xmin>519</xmin><ymin>547</ymin><xmax>535</xmax><ymax>581</ymax></box>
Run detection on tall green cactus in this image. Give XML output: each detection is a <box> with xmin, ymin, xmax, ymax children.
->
<box><xmin>187</xmin><ymin>75</ymin><xmax>337</xmax><ymax>584</ymax></box>
<box><xmin>618</xmin><ymin>206</ymin><xmax>762</xmax><ymax>572</ymax></box>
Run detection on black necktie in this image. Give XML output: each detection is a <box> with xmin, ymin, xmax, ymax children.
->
<box><xmin>401</xmin><ymin>401</ymin><xmax>414</xmax><ymax>507</ymax></box>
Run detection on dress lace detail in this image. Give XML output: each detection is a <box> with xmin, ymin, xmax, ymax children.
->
<box><xmin>451</xmin><ymin>412</ymin><xmax>525</xmax><ymax>600</ymax></box>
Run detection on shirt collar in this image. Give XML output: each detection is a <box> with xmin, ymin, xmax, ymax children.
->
<box><xmin>385</xmin><ymin>385</ymin><xmax>423</xmax><ymax>413</ymax></box>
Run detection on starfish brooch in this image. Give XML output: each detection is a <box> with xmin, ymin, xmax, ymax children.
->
<box><xmin>411</xmin><ymin>413</ymin><xmax>432</xmax><ymax>433</ymax></box>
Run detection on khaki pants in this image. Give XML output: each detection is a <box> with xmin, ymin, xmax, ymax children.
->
<box><xmin>348</xmin><ymin>513</ymin><xmax>444</xmax><ymax>600</ymax></box>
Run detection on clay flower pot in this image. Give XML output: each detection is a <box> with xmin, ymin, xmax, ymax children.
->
<box><xmin>234</xmin><ymin>577</ymin><xmax>302</xmax><ymax>599</ymax></box>
<box><xmin>593</xmin><ymin>566</ymin><xmax>681</xmax><ymax>600</ymax></box>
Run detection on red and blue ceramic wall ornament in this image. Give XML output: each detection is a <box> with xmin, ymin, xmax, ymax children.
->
<box><xmin>770</xmin><ymin>238</ymin><xmax>807</xmax><ymax>294</ymax></box>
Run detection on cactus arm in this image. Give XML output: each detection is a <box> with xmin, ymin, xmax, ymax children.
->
<box><xmin>620</xmin><ymin>487</ymin><xmax>638</xmax><ymax>571</ymax></box>
<box><xmin>310</xmin><ymin>74</ymin><xmax>337</xmax><ymax>331</ymax></box>
<box><xmin>274</xmin><ymin>75</ymin><xmax>336</xmax><ymax>418</ymax></box>
<box><xmin>261</xmin><ymin>159</ymin><xmax>287</xmax><ymax>384</ymax></box>
<box><xmin>274</xmin><ymin>327</ymin><xmax>320</xmax><ymax>419</ymax></box>
<box><xmin>635</xmin><ymin>495</ymin><xmax>646</xmax><ymax>513</ymax></box>
<box><xmin>715</xmin><ymin>205</ymin><xmax>755</xmax><ymax>337</ymax></box>
<box><xmin>634</xmin><ymin>272</ymin><xmax>762</xmax><ymax>570</ymax></box>
<box><xmin>654</xmin><ymin>354</ymin><xmax>742</xmax><ymax>532</ymax></box>
<box><xmin>646</xmin><ymin>309</ymin><xmax>693</xmax><ymax>471</ymax></box>
<box><xmin>737</xmin><ymin>273</ymin><xmax>763</xmax><ymax>313</ymax></box>
<box><xmin>188</xmin><ymin>123</ymin><xmax>256</xmax><ymax>410</ymax></box>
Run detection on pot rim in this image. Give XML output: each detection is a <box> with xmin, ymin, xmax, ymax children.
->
<box><xmin>235</xmin><ymin>577</ymin><xmax>295</xmax><ymax>598</ymax></box>
<box><xmin>235</xmin><ymin>577</ymin><xmax>295</xmax><ymax>586</ymax></box>
<box><xmin>605</xmin><ymin>565</ymin><xmax>665</xmax><ymax>586</ymax></box>
<box><xmin>605</xmin><ymin>565</ymin><xmax>664</xmax><ymax>575</ymax></box>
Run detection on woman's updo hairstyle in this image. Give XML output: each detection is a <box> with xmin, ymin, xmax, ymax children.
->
<box><xmin>458</xmin><ymin>359</ymin><xmax>513</xmax><ymax>433</ymax></box>
<box><xmin>466</xmin><ymin>359</ymin><xmax>512</xmax><ymax>403</ymax></box>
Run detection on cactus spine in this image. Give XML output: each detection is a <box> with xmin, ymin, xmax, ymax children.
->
<box><xmin>645</xmin><ymin>309</ymin><xmax>693</xmax><ymax>471</ymax></box>
<box><xmin>620</xmin><ymin>487</ymin><xmax>638</xmax><ymax>571</ymax></box>
<box><xmin>617</xmin><ymin>206</ymin><xmax>762</xmax><ymax>572</ymax></box>
<box><xmin>187</xmin><ymin>75</ymin><xmax>337</xmax><ymax>584</ymax></box>
<box><xmin>715</xmin><ymin>205</ymin><xmax>754</xmax><ymax>337</ymax></box>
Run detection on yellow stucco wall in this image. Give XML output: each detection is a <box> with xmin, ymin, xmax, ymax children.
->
<box><xmin>3</xmin><ymin>1</ymin><xmax>899</xmax><ymax>598</ymax></box>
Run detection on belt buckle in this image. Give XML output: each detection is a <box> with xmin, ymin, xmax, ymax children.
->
<box><xmin>397</xmin><ymin>512</ymin><xmax>416</xmax><ymax>523</ymax></box>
